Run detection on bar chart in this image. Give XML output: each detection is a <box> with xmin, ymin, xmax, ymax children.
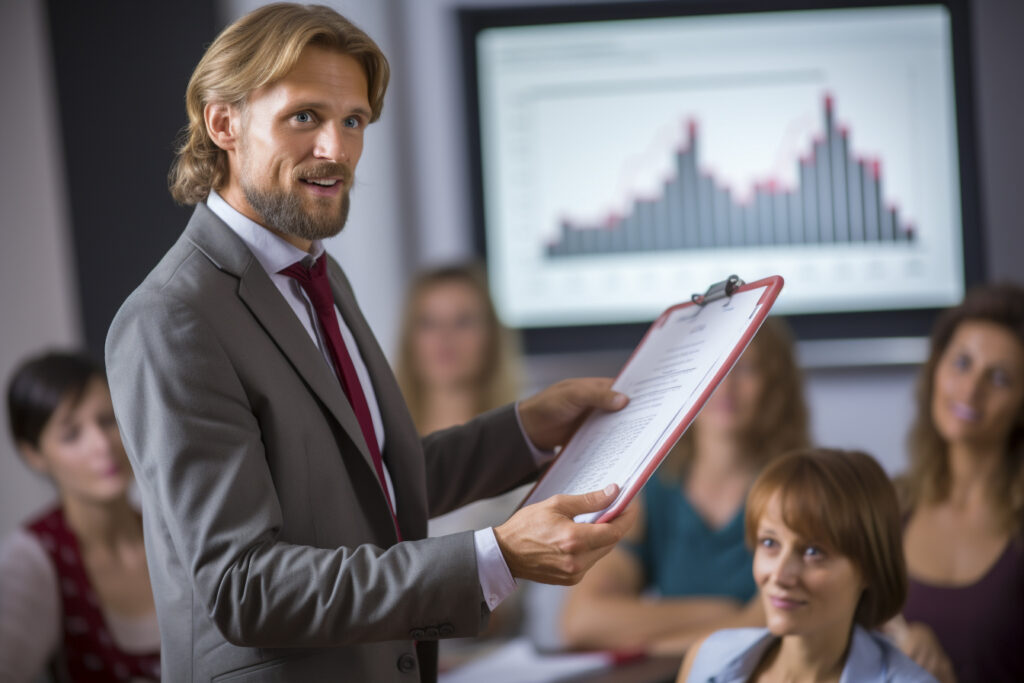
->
<box><xmin>547</xmin><ymin>96</ymin><xmax>915</xmax><ymax>258</ymax></box>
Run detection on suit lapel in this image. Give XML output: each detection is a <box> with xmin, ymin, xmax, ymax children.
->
<box><xmin>327</xmin><ymin>259</ymin><xmax>428</xmax><ymax>538</ymax></box>
<box><xmin>183</xmin><ymin>205</ymin><xmax>378</xmax><ymax>479</ymax></box>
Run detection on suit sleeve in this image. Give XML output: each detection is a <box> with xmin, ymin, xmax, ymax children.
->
<box><xmin>106</xmin><ymin>287</ymin><xmax>487</xmax><ymax>648</ymax></box>
<box><xmin>420</xmin><ymin>406</ymin><xmax>540</xmax><ymax>520</ymax></box>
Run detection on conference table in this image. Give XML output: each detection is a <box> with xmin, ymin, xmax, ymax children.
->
<box><xmin>554</xmin><ymin>654</ymin><xmax>683</xmax><ymax>683</ymax></box>
<box><xmin>439</xmin><ymin>638</ymin><xmax>682</xmax><ymax>683</ymax></box>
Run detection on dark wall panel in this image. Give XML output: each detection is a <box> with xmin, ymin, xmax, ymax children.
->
<box><xmin>46</xmin><ymin>0</ymin><xmax>217</xmax><ymax>357</ymax></box>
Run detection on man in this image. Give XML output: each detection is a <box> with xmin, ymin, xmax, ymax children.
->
<box><xmin>106</xmin><ymin>5</ymin><xmax>635</xmax><ymax>682</ymax></box>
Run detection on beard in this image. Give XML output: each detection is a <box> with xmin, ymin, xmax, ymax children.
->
<box><xmin>240</xmin><ymin>158</ymin><xmax>353</xmax><ymax>242</ymax></box>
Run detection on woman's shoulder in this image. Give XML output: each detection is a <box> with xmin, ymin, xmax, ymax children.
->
<box><xmin>847</xmin><ymin>626</ymin><xmax>938</xmax><ymax>682</ymax></box>
<box><xmin>0</xmin><ymin>526</ymin><xmax>63</xmax><ymax>682</ymax></box>
<box><xmin>0</xmin><ymin>525</ymin><xmax>58</xmax><ymax>579</ymax></box>
<box><xmin>686</xmin><ymin>628</ymin><xmax>774</xmax><ymax>681</ymax></box>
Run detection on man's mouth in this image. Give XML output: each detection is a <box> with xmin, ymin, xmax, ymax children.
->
<box><xmin>301</xmin><ymin>178</ymin><xmax>341</xmax><ymax>187</ymax></box>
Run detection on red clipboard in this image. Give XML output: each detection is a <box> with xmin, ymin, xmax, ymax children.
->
<box><xmin>519</xmin><ymin>275</ymin><xmax>784</xmax><ymax>524</ymax></box>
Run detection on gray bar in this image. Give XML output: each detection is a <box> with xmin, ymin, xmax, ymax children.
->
<box><xmin>715</xmin><ymin>187</ymin><xmax>731</xmax><ymax>247</ymax></box>
<box><xmin>815</xmin><ymin>140</ymin><xmax>833</xmax><ymax>242</ymax></box>
<box><xmin>789</xmin><ymin>189</ymin><xmax>803</xmax><ymax>245</ymax></box>
<box><xmin>863</xmin><ymin>162</ymin><xmax>880</xmax><ymax>241</ymax></box>
<box><xmin>698</xmin><ymin>174</ymin><xmax>714</xmax><ymax>248</ymax></box>
<box><xmin>666</xmin><ymin>177</ymin><xmax>684</xmax><ymax>249</ymax></box>
<box><xmin>847</xmin><ymin>159</ymin><xmax>864</xmax><ymax>242</ymax></box>
<box><xmin>730</xmin><ymin>200</ymin><xmax>745</xmax><ymax>247</ymax></box>
<box><xmin>679</xmin><ymin>136</ymin><xmax>699</xmax><ymax>248</ymax></box>
<box><xmin>801</xmin><ymin>159</ymin><xmax>817</xmax><ymax>243</ymax></box>
<box><xmin>773</xmin><ymin>189</ymin><xmax>789</xmax><ymax>245</ymax></box>
<box><xmin>757</xmin><ymin>189</ymin><xmax>772</xmax><ymax>245</ymax></box>
<box><xmin>832</xmin><ymin>129</ymin><xmax>849</xmax><ymax>243</ymax></box>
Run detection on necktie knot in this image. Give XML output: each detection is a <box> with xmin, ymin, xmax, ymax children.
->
<box><xmin>280</xmin><ymin>256</ymin><xmax>334</xmax><ymax>318</ymax></box>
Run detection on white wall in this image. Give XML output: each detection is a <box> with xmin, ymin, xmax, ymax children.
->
<box><xmin>0</xmin><ymin>0</ymin><xmax>82</xmax><ymax>537</ymax></box>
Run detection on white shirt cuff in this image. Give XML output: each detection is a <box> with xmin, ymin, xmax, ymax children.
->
<box><xmin>474</xmin><ymin>527</ymin><xmax>517</xmax><ymax>612</ymax></box>
<box><xmin>514</xmin><ymin>401</ymin><xmax>558</xmax><ymax>467</ymax></box>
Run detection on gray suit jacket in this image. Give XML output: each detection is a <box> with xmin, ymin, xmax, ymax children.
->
<box><xmin>105</xmin><ymin>204</ymin><xmax>538</xmax><ymax>682</ymax></box>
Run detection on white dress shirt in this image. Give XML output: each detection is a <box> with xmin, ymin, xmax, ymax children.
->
<box><xmin>205</xmin><ymin>191</ymin><xmax>517</xmax><ymax>611</ymax></box>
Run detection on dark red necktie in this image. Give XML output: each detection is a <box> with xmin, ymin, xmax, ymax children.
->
<box><xmin>280</xmin><ymin>255</ymin><xmax>401</xmax><ymax>539</ymax></box>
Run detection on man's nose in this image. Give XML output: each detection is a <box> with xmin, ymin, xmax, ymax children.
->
<box><xmin>313</xmin><ymin>122</ymin><xmax>347</xmax><ymax>163</ymax></box>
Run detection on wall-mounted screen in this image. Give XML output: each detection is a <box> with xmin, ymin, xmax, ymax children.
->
<box><xmin>461</xmin><ymin>0</ymin><xmax>982</xmax><ymax>350</ymax></box>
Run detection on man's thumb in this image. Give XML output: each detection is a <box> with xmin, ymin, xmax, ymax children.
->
<box><xmin>558</xmin><ymin>483</ymin><xmax>620</xmax><ymax>516</ymax></box>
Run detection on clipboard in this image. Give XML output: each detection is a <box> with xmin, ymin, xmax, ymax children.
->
<box><xmin>519</xmin><ymin>274</ymin><xmax>784</xmax><ymax>524</ymax></box>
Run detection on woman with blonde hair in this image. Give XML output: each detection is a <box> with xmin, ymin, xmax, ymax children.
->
<box><xmin>888</xmin><ymin>282</ymin><xmax>1024</xmax><ymax>682</ymax></box>
<box><xmin>561</xmin><ymin>317</ymin><xmax>810</xmax><ymax>653</ymax></box>
<box><xmin>678</xmin><ymin>448</ymin><xmax>933</xmax><ymax>682</ymax></box>
<box><xmin>394</xmin><ymin>264</ymin><xmax>523</xmax><ymax>535</ymax></box>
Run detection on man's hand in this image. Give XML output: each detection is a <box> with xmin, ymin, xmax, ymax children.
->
<box><xmin>493</xmin><ymin>484</ymin><xmax>638</xmax><ymax>585</ymax></box>
<box><xmin>518</xmin><ymin>378</ymin><xmax>628</xmax><ymax>451</ymax></box>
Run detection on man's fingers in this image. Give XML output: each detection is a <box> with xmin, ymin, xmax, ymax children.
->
<box><xmin>567</xmin><ymin>378</ymin><xmax>627</xmax><ymax>412</ymax></box>
<box><xmin>552</xmin><ymin>484</ymin><xmax>620</xmax><ymax>516</ymax></box>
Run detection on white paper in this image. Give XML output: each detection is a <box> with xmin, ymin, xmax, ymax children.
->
<box><xmin>522</xmin><ymin>287</ymin><xmax>767</xmax><ymax>522</ymax></box>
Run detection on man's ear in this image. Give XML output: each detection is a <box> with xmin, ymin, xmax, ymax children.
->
<box><xmin>18</xmin><ymin>442</ymin><xmax>50</xmax><ymax>476</ymax></box>
<box><xmin>205</xmin><ymin>102</ymin><xmax>240</xmax><ymax>152</ymax></box>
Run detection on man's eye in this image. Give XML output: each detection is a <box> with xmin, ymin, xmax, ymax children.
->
<box><xmin>294</xmin><ymin>112</ymin><xmax>313</xmax><ymax>123</ymax></box>
<box><xmin>343</xmin><ymin>116</ymin><xmax>361</xmax><ymax>129</ymax></box>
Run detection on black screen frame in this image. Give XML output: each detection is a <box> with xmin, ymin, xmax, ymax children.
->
<box><xmin>459</xmin><ymin>0</ymin><xmax>984</xmax><ymax>354</ymax></box>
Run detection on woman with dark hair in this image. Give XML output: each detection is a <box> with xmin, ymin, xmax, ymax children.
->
<box><xmin>678</xmin><ymin>449</ymin><xmax>934</xmax><ymax>682</ymax></box>
<box><xmin>561</xmin><ymin>317</ymin><xmax>811</xmax><ymax>653</ymax></box>
<box><xmin>888</xmin><ymin>282</ymin><xmax>1024</xmax><ymax>682</ymax></box>
<box><xmin>0</xmin><ymin>351</ymin><xmax>159</xmax><ymax>682</ymax></box>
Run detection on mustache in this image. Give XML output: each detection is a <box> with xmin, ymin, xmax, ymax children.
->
<box><xmin>294</xmin><ymin>163</ymin><xmax>353</xmax><ymax>185</ymax></box>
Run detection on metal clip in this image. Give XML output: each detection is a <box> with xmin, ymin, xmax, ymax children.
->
<box><xmin>691</xmin><ymin>275</ymin><xmax>744</xmax><ymax>306</ymax></box>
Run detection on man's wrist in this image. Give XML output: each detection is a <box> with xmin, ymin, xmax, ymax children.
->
<box><xmin>473</xmin><ymin>527</ymin><xmax>517</xmax><ymax>612</ymax></box>
<box><xmin>514</xmin><ymin>401</ymin><xmax>557</xmax><ymax>466</ymax></box>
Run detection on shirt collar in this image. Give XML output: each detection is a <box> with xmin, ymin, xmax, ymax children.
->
<box><xmin>714</xmin><ymin>626</ymin><xmax>889</xmax><ymax>683</ymax></box>
<box><xmin>205</xmin><ymin>190</ymin><xmax>325</xmax><ymax>274</ymax></box>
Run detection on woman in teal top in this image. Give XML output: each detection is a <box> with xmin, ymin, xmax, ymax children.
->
<box><xmin>632</xmin><ymin>473</ymin><xmax>757</xmax><ymax>601</ymax></box>
<box><xmin>562</xmin><ymin>318</ymin><xmax>810</xmax><ymax>654</ymax></box>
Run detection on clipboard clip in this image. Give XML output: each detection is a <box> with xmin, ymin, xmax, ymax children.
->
<box><xmin>691</xmin><ymin>275</ymin><xmax>744</xmax><ymax>306</ymax></box>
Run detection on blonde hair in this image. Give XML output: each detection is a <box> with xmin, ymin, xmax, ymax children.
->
<box><xmin>745</xmin><ymin>448</ymin><xmax>907</xmax><ymax>629</ymax></box>
<box><xmin>660</xmin><ymin>316</ymin><xmax>811</xmax><ymax>481</ymax></box>
<box><xmin>169</xmin><ymin>3</ymin><xmax>390</xmax><ymax>205</ymax></box>
<box><xmin>394</xmin><ymin>265</ymin><xmax>521</xmax><ymax>433</ymax></box>
<box><xmin>904</xmin><ymin>282</ymin><xmax>1024</xmax><ymax>533</ymax></box>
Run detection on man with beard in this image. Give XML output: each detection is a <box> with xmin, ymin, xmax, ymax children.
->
<box><xmin>105</xmin><ymin>4</ymin><xmax>636</xmax><ymax>682</ymax></box>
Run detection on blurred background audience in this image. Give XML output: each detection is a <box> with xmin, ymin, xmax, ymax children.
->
<box><xmin>0</xmin><ymin>351</ymin><xmax>159</xmax><ymax>682</ymax></box>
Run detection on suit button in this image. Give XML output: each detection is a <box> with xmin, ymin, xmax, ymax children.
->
<box><xmin>425</xmin><ymin>626</ymin><xmax>440</xmax><ymax>639</ymax></box>
<box><xmin>397</xmin><ymin>653</ymin><xmax>417</xmax><ymax>673</ymax></box>
<box><xmin>439</xmin><ymin>624</ymin><xmax>454</xmax><ymax>637</ymax></box>
<box><xmin>410</xmin><ymin>628</ymin><xmax>426</xmax><ymax>639</ymax></box>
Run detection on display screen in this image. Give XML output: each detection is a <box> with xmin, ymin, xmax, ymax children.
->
<box><xmin>464</xmin><ymin>2</ymin><xmax>979</xmax><ymax>339</ymax></box>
